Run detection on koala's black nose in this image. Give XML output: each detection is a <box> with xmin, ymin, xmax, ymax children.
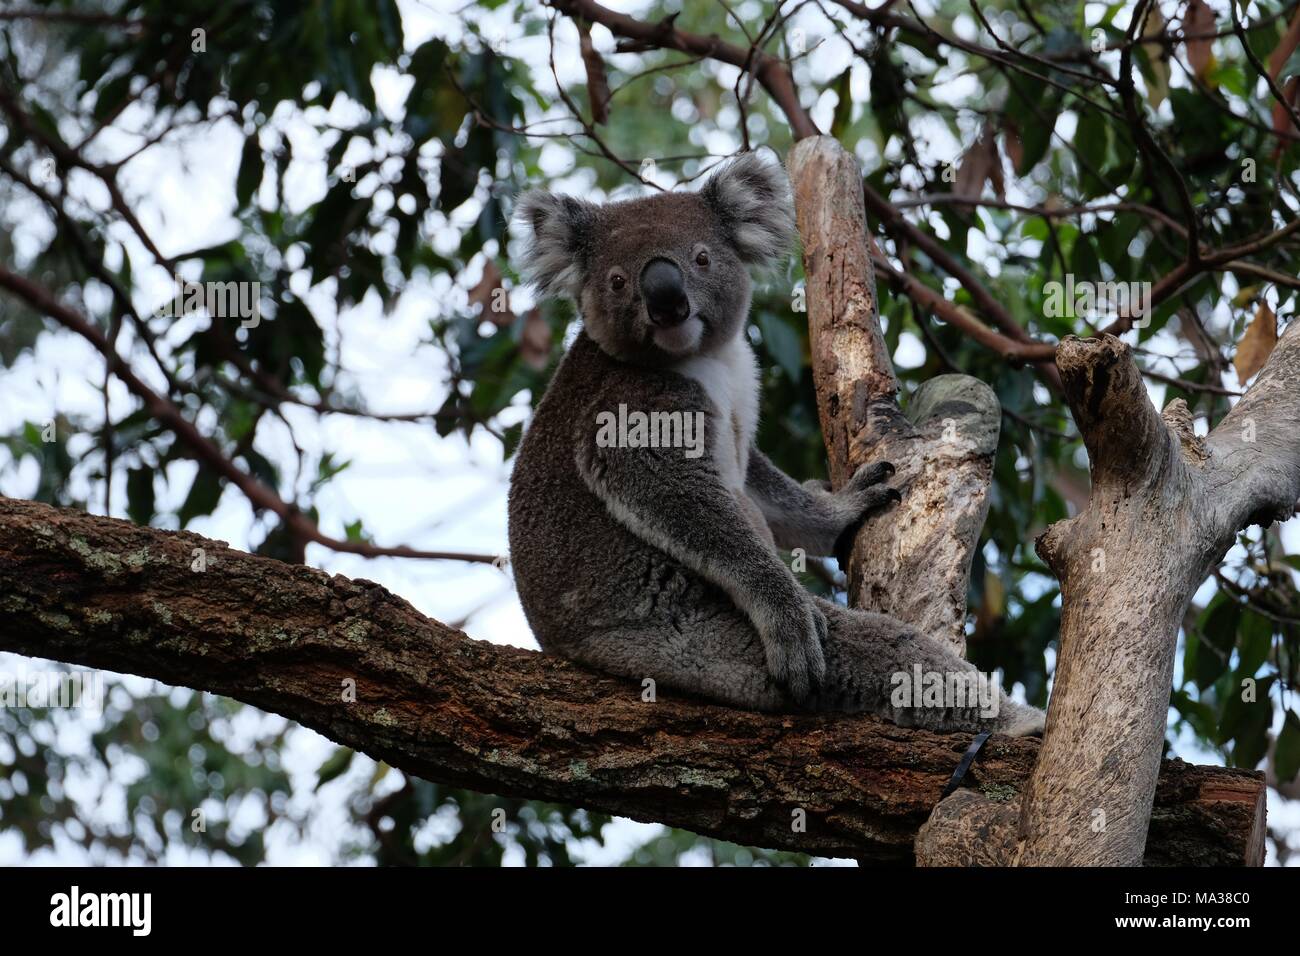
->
<box><xmin>640</xmin><ymin>258</ymin><xmax>690</xmax><ymax>328</ymax></box>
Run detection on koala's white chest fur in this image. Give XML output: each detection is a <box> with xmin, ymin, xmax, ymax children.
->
<box><xmin>675</xmin><ymin>335</ymin><xmax>760</xmax><ymax>490</ymax></box>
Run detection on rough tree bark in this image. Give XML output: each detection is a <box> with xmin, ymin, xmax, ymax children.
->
<box><xmin>788</xmin><ymin>136</ymin><xmax>998</xmax><ymax>655</ymax></box>
<box><xmin>0</xmin><ymin>496</ymin><xmax>1266</xmax><ymax>864</ymax></box>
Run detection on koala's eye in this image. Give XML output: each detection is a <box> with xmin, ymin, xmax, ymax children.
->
<box><xmin>610</xmin><ymin>273</ymin><xmax>626</xmax><ymax>291</ymax></box>
<box><xmin>695</xmin><ymin>250</ymin><xmax>710</xmax><ymax>267</ymax></box>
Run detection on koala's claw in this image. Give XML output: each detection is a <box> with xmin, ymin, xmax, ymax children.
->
<box><xmin>832</xmin><ymin>484</ymin><xmax>901</xmax><ymax>572</ymax></box>
<box><xmin>849</xmin><ymin>459</ymin><xmax>895</xmax><ymax>489</ymax></box>
<box><xmin>860</xmin><ymin>485</ymin><xmax>902</xmax><ymax>513</ymax></box>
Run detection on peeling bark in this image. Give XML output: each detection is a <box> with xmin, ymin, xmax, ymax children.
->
<box><xmin>0</xmin><ymin>497</ymin><xmax>1263</xmax><ymax>864</ymax></box>
<box><xmin>920</xmin><ymin>325</ymin><xmax>1300</xmax><ymax>866</ymax></box>
<box><xmin>788</xmin><ymin>136</ymin><xmax>997</xmax><ymax>656</ymax></box>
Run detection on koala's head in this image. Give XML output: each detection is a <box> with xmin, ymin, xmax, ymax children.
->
<box><xmin>514</xmin><ymin>153</ymin><xmax>794</xmax><ymax>365</ymax></box>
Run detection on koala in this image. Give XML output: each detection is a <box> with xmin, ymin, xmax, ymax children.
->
<box><xmin>507</xmin><ymin>153</ymin><xmax>1044</xmax><ymax>737</ymax></box>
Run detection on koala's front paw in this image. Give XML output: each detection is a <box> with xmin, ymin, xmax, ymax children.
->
<box><xmin>832</xmin><ymin>460</ymin><xmax>901</xmax><ymax>567</ymax></box>
<box><xmin>758</xmin><ymin>595</ymin><xmax>827</xmax><ymax>705</ymax></box>
<box><xmin>842</xmin><ymin>460</ymin><xmax>902</xmax><ymax>514</ymax></box>
<box><xmin>848</xmin><ymin>459</ymin><xmax>896</xmax><ymax>489</ymax></box>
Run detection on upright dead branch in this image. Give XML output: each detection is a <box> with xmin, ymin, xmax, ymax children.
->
<box><xmin>919</xmin><ymin>324</ymin><xmax>1300</xmax><ymax>866</ymax></box>
<box><xmin>787</xmin><ymin>136</ymin><xmax>998</xmax><ymax>655</ymax></box>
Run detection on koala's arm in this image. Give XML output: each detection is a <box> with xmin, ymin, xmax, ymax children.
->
<box><xmin>574</xmin><ymin>394</ymin><xmax>827</xmax><ymax>701</ymax></box>
<box><xmin>745</xmin><ymin>448</ymin><xmax>899</xmax><ymax>558</ymax></box>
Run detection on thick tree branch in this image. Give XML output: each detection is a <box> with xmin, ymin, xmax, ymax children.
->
<box><xmin>1207</xmin><ymin>321</ymin><xmax>1300</xmax><ymax>535</ymax></box>
<box><xmin>1054</xmin><ymin>334</ymin><xmax>1172</xmax><ymax>489</ymax></box>
<box><xmin>0</xmin><ymin>496</ymin><xmax>1264</xmax><ymax>864</ymax></box>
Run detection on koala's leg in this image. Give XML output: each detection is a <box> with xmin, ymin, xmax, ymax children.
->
<box><xmin>565</xmin><ymin>609</ymin><xmax>788</xmax><ymax>712</ymax></box>
<box><xmin>563</xmin><ymin>598</ymin><xmax>1043</xmax><ymax>736</ymax></box>
<box><xmin>810</xmin><ymin>598</ymin><xmax>1045</xmax><ymax>736</ymax></box>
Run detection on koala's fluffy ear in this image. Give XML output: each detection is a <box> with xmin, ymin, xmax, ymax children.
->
<box><xmin>700</xmin><ymin>152</ymin><xmax>795</xmax><ymax>267</ymax></box>
<box><xmin>513</xmin><ymin>190</ymin><xmax>598</xmax><ymax>299</ymax></box>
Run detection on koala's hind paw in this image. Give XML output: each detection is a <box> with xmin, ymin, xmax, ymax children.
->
<box><xmin>1000</xmin><ymin>703</ymin><xmax>1047</xmax><ymax>738</ymax></box>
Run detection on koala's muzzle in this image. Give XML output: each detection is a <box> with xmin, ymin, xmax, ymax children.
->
<box><xmin>640</xmin><ymin>258</ymin><xmax>690</xmax><ymax>328</ymax></box>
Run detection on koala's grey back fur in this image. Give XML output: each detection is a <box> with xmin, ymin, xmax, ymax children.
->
<box><xmin>507</xmin><ymin>154</ymin><xmax>1044</xmax><ymax>736</ymax></box>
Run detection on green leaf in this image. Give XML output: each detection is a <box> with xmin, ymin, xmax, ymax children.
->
<box><xmin>1020</xmin><ymin>218</ymin><xmax>1050</xmax><ymax>242</ymax></box>
<box><xmin>1276</xmin><ymin>711</ymin><xmax>1300</xmax><ymax>784</ymax></box>
<box><xmin>502</xmin><ymin>422</ymin><xmax>524</xmax><ymax>460</ymax></box>
<box><xmin>830</xmin><ymin>67</ymin><xmax>853</xmax><ymax>140</ymax></box>
<box><xmin>1069</xmin><ymin>234</ymin><xmax>1101</xmax><ymax>284</ymax></box>
<box><xmin>1218</xmin><ymin>674</ymin><xmax>1273</xmax><ymax>747</ymax></box>
<box><xmin>178</xmin><ymin>468</ymin><xmax>224</xmax><ymax>527</ymax></box>
<box><xmin>1182</xmin><ymin>626</ymin><xmax>1199</xmax><ymax>690</ymax></box>
<box><xmin>1006</xmin><ymin>84</ymin><xmax>1057</xmax><ymax>175</ymax></box>
<box><xmin>242</xmin><ymin>449</ymin><xmax>280</xmax><ymax>490</ymax></box>
<box><xmin>1076</xmin><ymin>106</ymin><xmax>1110</xmax><ymax>197</ymax></box>
<box><xmin>1195</xmin><ymin>595</ymin><xmax>1239</xmax><ymax>690</ymax></box>
<box><xmin>1237</xmin><ymin>610</ymin><xmax>1273</xmax><ymax>675</ymax></box>
<box><xmin>304</xmin><ymin>181</ymin><xmax>368</xmax><ymax>282</ymax></box>
<box><xmin>236</xmin><ymin>133</ymin><xmax>264</xmax><ymax>208</ymax></box>
<box><xmin>314</xmin><ymin>747</ymin><xmax>355</xmax><ymax>789</ymax></box>
<box><xmin>438</xmin><ymin>142</ymin><xmax>482</xmax><ymax>213</ymax></box>
<box><xmin>1171</xmin><ymin>687</ymin><xmax>1218</xmax><ymax>741</ymax></box>
<box><xmin>1229</xmin><ymin>687</ymin><xmax>1274</xmax><ymax>770</ymax></box>
<box><xmin>311</xmin><ymin>452</ymin><xmax>351</xmax><ymax>493</ymax></box>
<box><xmin>754</xmin><ymin>310</ymin><xmax>804</xmax><ymax>382</ymax></box>
<box><xmin>125</xmin><ymin>467</ymin><xmax>155</xmax><ymax>526</ymax></box>
<box><xmin>93</xmin><ymin>72</ymin><xmax>132</xmax><ymax>123</ymax></box>
<box><xmin>1098</xmin><ymin>212</ymin><xmax>1142</xmax><ymax>264</ymax></box>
